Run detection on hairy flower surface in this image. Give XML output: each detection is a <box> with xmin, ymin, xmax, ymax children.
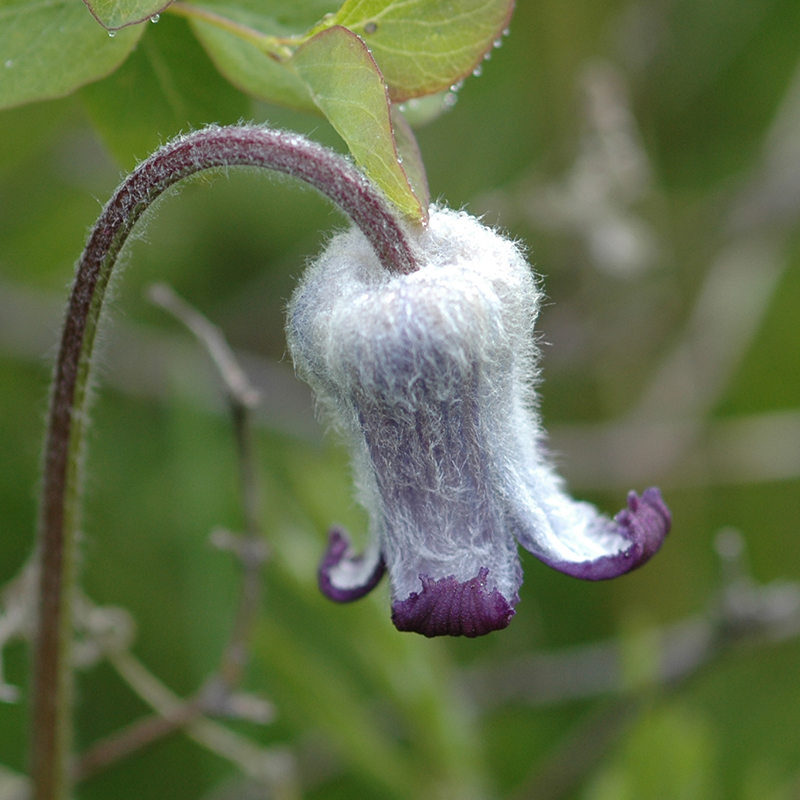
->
<box><xmin>287</xmin><ymin>207</ymin><xmax>670</xmax><ymax>637</ymax></box>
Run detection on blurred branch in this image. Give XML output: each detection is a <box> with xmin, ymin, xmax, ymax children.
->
<box><xmin>73</xmin><ymin>705</ymin><xmax>198</xmax><ymax>783</ymax></box>
<box><xmin>465</xmin><ymin>530</ymin><xmax>800</xmax><ymax>711</ymax></box>
<box><xmin>549</xmin><ymin>408</ymin><xmax>800</xmax><ymax>490</ymax></box>
<box><xmin>146</xmin><ymin>283</ymin><xmax>260</xmax><ymax>411</ymax></box>
<box><xmin>76</xmin><ymin>284</ymin><xmax>290</xmax><ymax>788</ymax></box>
<box><xmin>511</xmin><ymin>698</ymin><xmax>641</xmax><ymax>800</ymax></box>
<box><xmin>602</xmin><ymin>57</ymin><xmax>800</xmax><ymax>472</ymax></box>
<box><xmin>105</xmin><ymin>651</ymin><xmax>295</xmax><ymax>796</ymax></box>
<box><xmin>0</xmin><ymin>278</ymin><xmax>318</xmax><ymax>441</ymax></box>
<box><xmin>147</xmin><ymin>283</ymin><xmax>268</xmax><ymax>691</ymax></box>
<box><xmin>627</xmin><ymin>237</ymin><xmax>783</xmax><ymax>425</ymax></box>
<box><xmin>476</xmin><ymin>61</ymin><xmax>659</xmax><ymax>278</ymax></box>
<box><xmin>6</xmin><ymin>278</ymin><xmax>800</xmax><ymax>491</ymax></box>
<box><xmin>0</xmin><ymin>562</ymin><xmax>136</xmax><ymax>704</ymax></box>
<box><xmin>472</xmin><ymin>56</ymin><xmax>800</xmax><ymax>492</ymax></box>
<box><xmin>0</xmin><ymin>564</ymin><xmax>289</xmax><ymax>793</ymax></box>
<box><xmin>466</xmin><ymin>528</ymin><xmax>800</xmax><ymax>799</ymax></box>
<box><xmin>0</xmin><ymin>561</ymin><xmax>37</xmax><ymax>703</ymax></box>
<box><xmin>0</xmin><ymin>285</ymin><xmax>296</xmax><ymax>795</ymax></box>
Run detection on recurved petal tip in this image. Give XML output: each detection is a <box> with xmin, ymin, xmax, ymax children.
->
<box><xmin>615</xmin><ymin>486</ymin><xmax>672</xmax><ymax>567</ymax></box>
<box><xmin>318</xmin><ymin>527</ymin><xmax>386</xmax><ymax>603</ymax></box>
<box><xmin>391</xmin><ymin>568</ymin><xmax>516</xmax><ymax>638</ymax></box>
<box><xmin>541</xmin><ymin>487</ymin><xmax>671</xmax><ymax>581</ymax></box>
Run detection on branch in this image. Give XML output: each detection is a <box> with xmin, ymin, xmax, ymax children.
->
<box><xmin>109</xmin><ymin>651</ymin><xmax>296</xmax><ymax>796</ymax></box>
<box><xmin>73</xmin><ymin>285</ymin><xmax>277</xmax><ymax>784</ymax></box>
<box><xmin>470</xmin><ymin>529</ymin><xmax>800</xmax><ymax>800</ymax></box>
<box><xmin>465</xmin><ymin>531</ymin><xmax>800</xmax><ymax>711</ymax></box>
<box><xmin>147</xmin><ymin>283</ymin><xmax>267</xmax><ymax>691</ymax></box>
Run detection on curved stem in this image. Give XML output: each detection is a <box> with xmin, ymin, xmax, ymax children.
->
<box><xmin>32</xmin><ymin>125</ymin><xmax>420</xmax><ymax>800</ymax></box>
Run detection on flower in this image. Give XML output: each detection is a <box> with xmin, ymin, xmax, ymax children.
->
<box><xmin>287</xmin><ymin>207</ymin><xmax>670</xmax><ymax>637</ymax></box>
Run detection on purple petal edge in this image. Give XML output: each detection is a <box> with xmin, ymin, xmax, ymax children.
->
<box><xmin>544</xmin><ymin>487</ymin><xmax>672</xmax><ymax>581</ymax></box>
<box><xmin>391</xmin><ymin>567</ymin><xmax>516</xmax><ymax>638</ymax></box>
<box><xmin>318</xmin><ymin>527</ymin><xmax>386</xmax><ymax>602</ymax></box>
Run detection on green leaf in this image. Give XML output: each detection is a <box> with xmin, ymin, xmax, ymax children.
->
<box><xmin>332</xmin><ymin>0</ymin><xmax>515</xmax><ymax>101</ymax></box>
<box><xmin>82</xmin><ymin>0</ymin><xmax>172</xmax><ymax>30</ymax></box>
<box><xmin>178</xmin><ymin>0</ymin><xmax>339</xmax><ymax>113</ymax></box>
<box><xmin>81</xmin><ymin>16</ymin><xmax>250</xmax><ymax>169</ymax></box>
<box><xmin>187</xmin><ymin>8</ymin><xmax>318</xmax><ymax>113</ymax></box>
<box><xmin>190</xmin><ymin>0</ymin><xmax>337</xmax><ymax>31</ymax></box>
<box><xmin>0</xmin><ymin>0</ymin><xmax>141</xmax><ymax>110</ymax></box>
<box><xmin>290</xmin><ymin>25</ymin><xmax>427</xmax><ymax>221</ymax></box>
<box><xmin>390</xmin><ymin>105</ymin><xmax>429</xmax><ymax>211</ymax></box>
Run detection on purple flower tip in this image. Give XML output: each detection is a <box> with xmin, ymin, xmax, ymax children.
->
<box><xmin>541</xmin><ymin>487</ymin><xmax>671</xmax><ymax>581</ymax></box>
<box><xmin>615</xmin><ymin>486</ymin><xmax>672</xmax><ymax>568</ymax></box>
<box><xmin>318</xmin><ymin>527</ymin><xmax>386</xmax><ymax>602</ymax></box>
<box><xmin>391</xmin><ymin>568</ymin><xmax>516</xmax><ymax>638</ymax></box>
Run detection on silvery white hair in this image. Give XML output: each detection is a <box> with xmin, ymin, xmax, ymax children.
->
<box><xmin>287</xmin><ymin>207</ymin><xmax>670</xmax><ymax>637</ymax></box>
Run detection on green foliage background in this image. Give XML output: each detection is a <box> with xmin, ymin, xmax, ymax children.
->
<box><xmin>2</xmin><ymin>1</ymin><xmax>800</xmax><ymax>798</ymax></box>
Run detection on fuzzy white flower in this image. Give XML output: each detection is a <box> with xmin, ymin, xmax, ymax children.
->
<box><xmin>287</xmin><ymin>207</ymin><xmax>670</xmax><ymax>637</ymax></box>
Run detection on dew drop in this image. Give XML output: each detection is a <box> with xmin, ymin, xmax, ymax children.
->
<box><xmin>108</xmin><ymin>29</ymin><xmax>116</xmax><ymax>37</ymax></box>
<box><xmin>443</xmin><ymin>92</ymin><xmax>458</xmax><ymax>108</ymax></box>
<box><xmin>472</xmin><ymin>65</ymin><xmax>483</xmax><ymax>77</ymax></box>
<box><xmin>449</xmin><ymin>79</ymin><xmax>464</xmax><ymax>93</ymax></box>
<box><xmin>364</xmin><ymin>21</ymin><xmax>377</xmax><ymax>34</ymax></box>
<box><xmin>484</xmin><ymin>50</ymin><xmax>492</xmax><ymax>61</ymax></box>
<box><xmin>150</xmin><ymin>13</ymin><xmax>160</xmax><ymax>22</ymax></box>
<box><xmin>493</xmin><ymin>38</ymin><xmax>503</xmax><ymax>48</ymax></box>
<box><xmin>503</xmin><ymin>27</ymin><xmax>510</xmax><ymax>36</ymax></box>
<box><xmin>4</xmin><ymin>59</ymin><xmax>12</xmax><ymax>69</ymax></box>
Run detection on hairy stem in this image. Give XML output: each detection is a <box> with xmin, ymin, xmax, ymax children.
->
<box><xmin>33</xmin><ymin>125</ymin><xmax>419</xmax><ymax>800</ymax></box>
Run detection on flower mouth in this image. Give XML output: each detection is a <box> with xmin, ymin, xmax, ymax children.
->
<box><xmin>391</xmin><ymin>567</ymin><xmax>516</xmax><ymax>637</ymax></box>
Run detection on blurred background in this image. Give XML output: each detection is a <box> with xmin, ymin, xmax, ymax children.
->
<box><xmin>2</xmin><ymin>0</ymin><xmax>800</xmax><ymax>798</ymax></box>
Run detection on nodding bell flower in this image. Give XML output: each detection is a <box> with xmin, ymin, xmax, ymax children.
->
<box><xmin>287</xmin><ymin>207</ymin><xmax>670</xmax><ymax>638</ymax></box>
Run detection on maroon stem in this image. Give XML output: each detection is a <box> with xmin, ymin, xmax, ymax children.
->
<box><xmin>33</xmin><ymin>125</ymin><xmax>420</xmax><ymax>800</ymax></box>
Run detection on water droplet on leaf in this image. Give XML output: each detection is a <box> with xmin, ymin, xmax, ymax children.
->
<box><xmin>4</xmin><ymin>60</ymin><xmax>12</xmax><ymax>68</ymax></box>
<box><xmin>108</xmin><ymin>29</ymin><xmax>116</xmax><ymax>37</ymax></box>
<box><xmin>473</xmin><ymin>66</ymin><xmax>483</xmax><ymax>77</ymax></box>
<box><xmin>150</xmin><ymin>13</ymin><xmax>160</xmax><ymax>22</ymax></box>
<box><xmin>364</xmin><ymin>21</ymin><xmax>377</xmax><ymax>34</ymax></box>
<box><xmin>493</xmin><ymin>38</ymin><xmax>503</xmax><ymax>48</ymax></box>
<box><xmin>443</xmin><ymin>92</ymin><xmax>458</xmax><ymax>108</ymax></box>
